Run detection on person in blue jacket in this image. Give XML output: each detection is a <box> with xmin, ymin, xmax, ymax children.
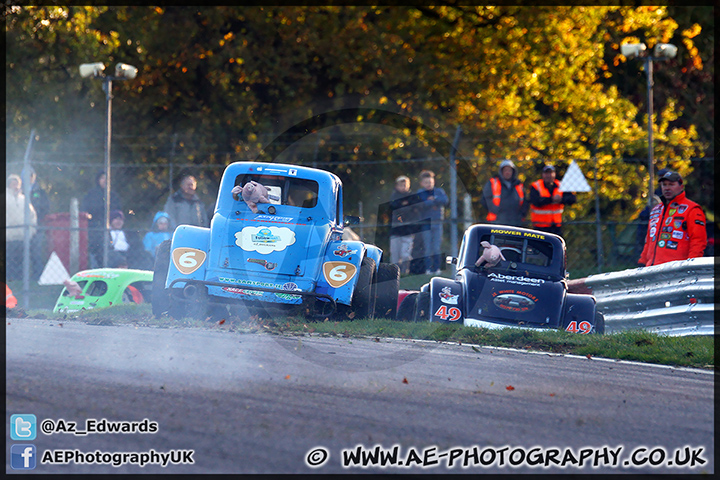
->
<box><xmin>415</xmin><ymin>169</ymin><xmax>449</xmax><ymax>274</ymax></box>
<box><xmin>143</xmin><ymin>211</ymin><xmax>172</xmax><ymax>259</ymax></box>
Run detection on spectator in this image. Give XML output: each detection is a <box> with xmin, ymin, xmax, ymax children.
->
<box><xmin>108</xmin><ymin>209</ymin><xmax>130</xmax><ymax>268</ymax></box>
<box><xmin>81</xmin><ymin>171</ymin><xmax>122</xmax><ymax>268</ymax></box>
<box><xmin>5</xmin><ymin>174</ymin><xmax>37</xmax><ymax>280</ymax></box>
<box><xmin>529</xmin><ymin>164</ymin><xmax>576</xmax><ymax>236</ymax></box>
<box><xmin>164</xmin><ymin>174</ymin><xmax>208</xmax><ymax>228</ymax></box>
<box><xmin>389</xmin><ymin>175</ymin><xmax>415</xmax><ymax>275</ymax></box>
<box><xmin>143</xmin><ymin>211</ymin><xmax>172</xmax><ymax>259</ymax></box>
<box><xmin>23</xmin><ymin>166</ymin><xmax>50</xmax><ymax>280</ymax></box>
<box><xmin>481</xmin><ymin>159</ymin><xmax>527</xmax><ymax>227</ymax></box>
<box><xmin>638</xmin><ymin>171</ymin><xmax>707</xmax><ymax>267</ymax></box>
<box><xmin>415</xmin><ymin>169</ymin><xmax>448</xmax><ymax>274</ymax></box>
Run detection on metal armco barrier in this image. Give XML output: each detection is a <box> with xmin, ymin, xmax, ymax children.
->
<box><xmin>567</xmin><ymin>257</ymin><xmax>715</xmax><ymax>336</ymax></box>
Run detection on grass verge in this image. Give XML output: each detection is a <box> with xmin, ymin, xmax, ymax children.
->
<box><xmin>12</xmin><ymin>303</ymin><xmax>714</xmax><ymax>371</ymax></box>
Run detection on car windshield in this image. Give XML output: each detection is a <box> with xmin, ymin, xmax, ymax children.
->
<box><xmin>234</xmin><ymin>174</ymin><xmax>319</xmax><ymax>208</ymax></box>
<box><xmin>479</xmin><ymin>234</ymin><xmax>553</xmax><ymax>268</ymax></box>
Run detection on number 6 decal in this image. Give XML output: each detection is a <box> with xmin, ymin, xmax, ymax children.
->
<box><xmin>172</xmin><ymin>248</ymin><xmax>207</xmax><ymax>274</ymax></box>
<box><xmin>323</xmin><ymin>261</ymin><xmax>357</xmax><ymax>288</ymax></box>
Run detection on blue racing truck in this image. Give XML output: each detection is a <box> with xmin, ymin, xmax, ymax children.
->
<box><xmin>152</xmin><ymin>162</ymin><xmax>399</xmax><ymax>320</ymax></box>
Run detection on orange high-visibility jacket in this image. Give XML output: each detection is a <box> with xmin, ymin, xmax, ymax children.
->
<box><xmin>6</xmin><ymin>284</ymin><xmax>17</xmax><ymax>309</ymax></box>
<box><xmin>639</xmin><ymin>191</ymin><xmax>707</xmax><ymax>266</ymax></box>
<box><xmin>486</xmin><ymin>177</ymin><xmax>525</xmax><ymax>222</ymax></box>
<box><xmin>530</xmin><ymin>179</ymin><xmax>564</xmax><ymax>227</ymax></box>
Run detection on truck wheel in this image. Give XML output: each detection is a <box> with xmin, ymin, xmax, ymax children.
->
<box><xmin>348</xmin><ymin>256</ymin><xmax>376</xmax><ymax>320</ymax></box>
<box><xmin>374</xmin><ymin>263</ymin><xmax>400</xmax><ymax>319</ymax></box>
<box><xmin>594</xmin><ymin>311</ymin><xmax>605</xmax><ymax>334</ymax></box>
<box><xmin>414</xmin><ymin>291</ymin><xmax>431</xmax><ymax>322</ymax></box>
<box><xmin>396</xmin><ymin>292</ymin><xmax>418</xmax><ymax>322</ymax></box>
<box><xmin>151</xmin><ymin>240</ymin><xmax>172</xmax><ymax>318</ymax></box>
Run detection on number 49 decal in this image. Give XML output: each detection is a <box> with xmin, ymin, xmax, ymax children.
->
<box><xmin>565</xmin><ymin>320</ymin><xmax>593</xmax><ymax>334</ymax></box>
<box><xmin>434</xmin><ymin>305</ymin><xmax>462</xmax><ymax>322</ymax></box>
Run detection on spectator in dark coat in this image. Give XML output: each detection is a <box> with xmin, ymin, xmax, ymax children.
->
<box><xmin>81</xmin><ymin>171</ymin><xmax>122</xmax><ymax>268</ymax></box>
<box><xmin>415</xmin><ymin>170</ymin><xmax>449</xmax><ymax>274</ymax></box>
<box><xmin>481</xmin><ymin>159</ymin><xmax>527</xmax><ymax>227</ymax></box>
<box><xmin>24</xmin><ymin>166</ymin><xmax>50</xmax><ymax>279</ymax></box>
<box><xmin>163</xmin><ymin>174</ymin><xmax>208</xmax><ymax>229</ymax></box>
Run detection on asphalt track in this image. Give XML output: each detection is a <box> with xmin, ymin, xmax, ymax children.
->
<box><xmin>5</xmin><ymin>318</ymin><xmax>714</xmax><ymax>474</ymax></box>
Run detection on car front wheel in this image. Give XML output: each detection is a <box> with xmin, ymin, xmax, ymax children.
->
<box><xmin>414</xmin><ymin>291</ymin><xmax>431</xmax><ymax>322</ymax></box>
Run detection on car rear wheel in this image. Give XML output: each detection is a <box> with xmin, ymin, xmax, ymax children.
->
<box><xmin>414</xmin><ymin>291</ymin><xmax>431</xmax><ymax>322</ymax></box>
<box><xmin>151</xmin><ymin>240</ymin><xmax>172</xmax><ymax>318</ymax></box>
<box><xmin>374</xmin><ymin>263</ymin><xmax>400</xmax><ymax>319</ymax></box>
<box><xmin>396</xmin><ymin>292</ymin><xmax>418</xmax><ymax>322</ymax></box>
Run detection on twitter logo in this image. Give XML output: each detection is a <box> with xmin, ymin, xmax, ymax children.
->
<box><xmin>11</xmin><ymin>414</ymin><xmax>37</xmax><ymax>440</ymax></box>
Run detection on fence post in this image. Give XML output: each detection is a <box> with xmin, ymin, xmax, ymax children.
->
<box><xmin>449</xmin><ymin>126</ymin><xmax>461</xmax><ymax>256</ymax></box>
<box><xmin>70</xmin><ymin>198</ymin><xmax>79</xmax><ymax>274</ymax></box>
<box><xmin>21</xmin><ymin>129</ymin><xmax>36</xmax><ymax>310</ymax></box>
<box><xmin>463</xmin><ymin>192</ymin><xmax>473</xmax><ymax>230</ymax></box>
<box><xmin>593</xmin><ymin>156</ymin><xmax>604</xmax><ymax>273</ymax></box>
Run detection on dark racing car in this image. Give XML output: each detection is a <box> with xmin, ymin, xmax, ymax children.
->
<box><xmin>397</xmin><ymin>224</ymin><xmax>604</xmax><ymax>334</ymax></box>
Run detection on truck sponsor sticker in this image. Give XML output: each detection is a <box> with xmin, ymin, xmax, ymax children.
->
<box><xmin>333</xmin><ymin>244</ymin><xmax>358</xmax><ymax>257</ymax></box>
<box><xmin>172</xmin><ymin>248</ymin><xmax>207</xmax><ymax>274</ymax></box>
<box><xmin>248</xmin><ymin>258</ymin><xmax>277</xmax><ymax>270</ymax></box>
<box><xmin>322</xmin><ymin>261</ymin><xmax>357</xmax><ymax>288</ymax></box>
<box><xmin>490</xmin><ymin>228</ymin><xmax>545</xmax><ymax>239</ymax></box>
<box><xmin>76</xmin><ymin>272</ymin><xmax>120</xmax><ymax>279</ymax></box>
<box><xmin>235</xmin><ymin>226</ymin><xmax>296</xmax><ymax>254</ymax></box>
<box><xmin>487</xmin><ymin>273</ymin><xmax>545</xmax><ymax>287</ymax></box>
<box><xmin>275</xmin><ymin>282</ymin><xmax>302</xmax><ymax>300</ymax></box>
<box><xmin>253</xmin><ymin>215</ymin><xmax>295</xmax><ymax>223</ymax></box>
<box><xmin>222</xmin><ymin>286</ymin><xmax>262</xmax><ymax>296</ymax></box>
<box><xmin>439</xmin><ymin>286</ymin><xmax>459</xmax><ymax>305</ymax></box>
<box><xmin>492</xmin><ymin>289</ymin><xmax>537</xmax><ymax>312</ymax></box>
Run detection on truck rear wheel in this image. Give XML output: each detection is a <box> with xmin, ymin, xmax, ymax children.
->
<box><xmin>594</xmin><ymin>311</ymin><xmax>605</xmax><ymax>334</ymax></box>
<box><xmin>151</xmin><ymin>240</ymin><xmax>172</xmax><ymax>318</ymax></box>
<box><xmin>374</xmin><ymin>263</ymin><xmax>400</xmax><ymax>319</ymax></box>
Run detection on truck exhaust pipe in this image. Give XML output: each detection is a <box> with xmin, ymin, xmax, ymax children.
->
<box><xmin>183</xmin><ymin>284</ymin><xmax>198</xmax><ymax>299</ymax></box>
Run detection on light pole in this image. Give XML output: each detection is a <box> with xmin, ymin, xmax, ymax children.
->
<box><xmin>79</xmin><ymin>62</ymin><xmax>138</xmax><ymax>267</ymax></box>
<box><xmin>621</xmin><ymin>42</ymin><xmax>677</xmax><ymax>209</ymax></box>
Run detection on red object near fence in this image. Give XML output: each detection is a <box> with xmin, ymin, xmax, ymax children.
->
<box><xmin>44</xmin><ymin>212</ymin><xmax>90</xmax><ymax>273</ymax></box>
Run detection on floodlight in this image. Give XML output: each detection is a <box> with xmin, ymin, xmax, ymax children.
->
<box><xmin>654</xmin><ymin>43</ymin><xmax>678</xmax><ymax>59</ymax></box>
<box><xmin>621</xmin><ymin>43</ymin><xmax>646</xmax><ymax>59</ymax></box>
<box><xmin>115</xmin><ymin>63</ymin><xmax>138</xmax><ymax>79</ymax></box>
<box><xmin>79</xmin><ymin>62</ymin><xmax>106</xmax><ymax>78</ymax></box>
